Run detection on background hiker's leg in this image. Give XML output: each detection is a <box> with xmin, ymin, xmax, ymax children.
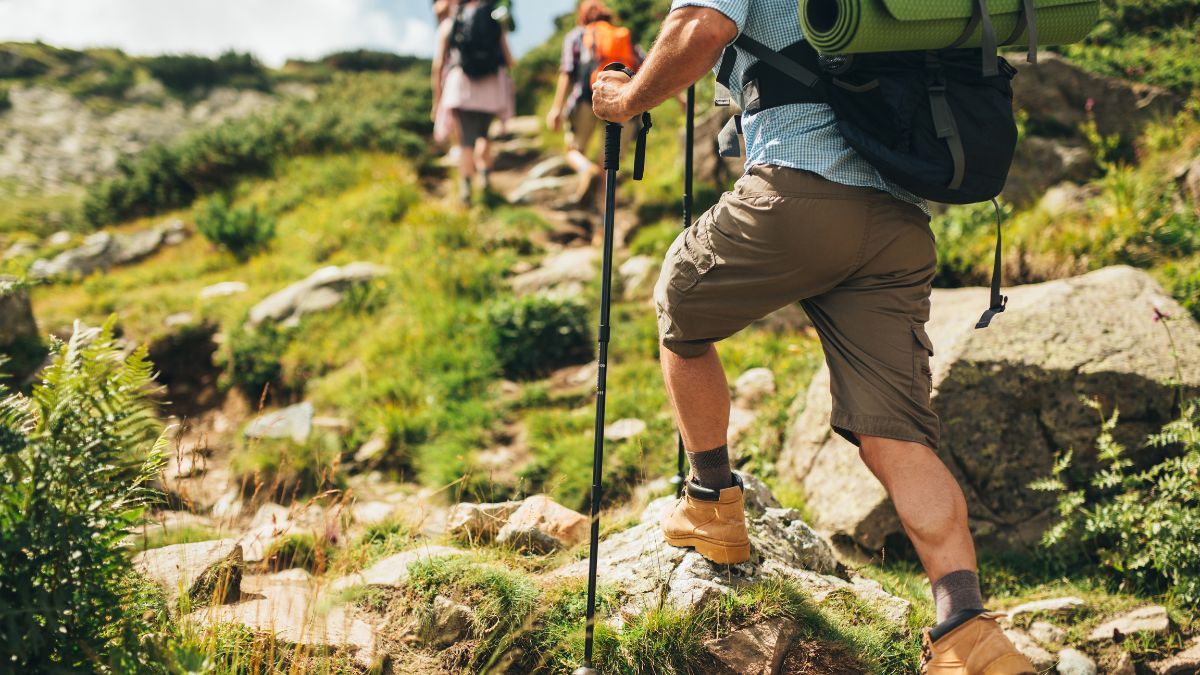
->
<box><xmin>858</xmin><ymin>435</ymin><xmax>977</xmax><ymax>583</ymax></box>
<box><xmin>477</xmin><ymin>135</ymin><xmax>493</xmax><ymax>172</ymax></box>
<box><xmin>661</xmin><ymin>344</ymin><xmax>730</xmax><ymax>456</ymax></box>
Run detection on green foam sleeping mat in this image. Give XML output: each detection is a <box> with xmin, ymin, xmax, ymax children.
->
<box><xmin>798</xmin><ymin>0</ymin><xmax>1098</xmax><ymax>54</ymax></box>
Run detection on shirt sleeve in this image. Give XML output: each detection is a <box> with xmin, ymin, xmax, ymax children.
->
<box><xmin>669</xmin><ymin>0</ymin><xmax>749</xmax><ymax>35</ymax></box>
<box><xmin>560</xmin><ymin>27</ymin><xmax>582</xmax><ymax>74</ymax></box>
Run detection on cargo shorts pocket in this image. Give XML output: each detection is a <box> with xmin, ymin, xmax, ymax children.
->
<box><xmin>668</xmin><ymin>209</ymin><xmax>721</xmax><ymax>295</ymax></box>
<box><xmin>912</xmin><ymin>325</ymin><xmax>934</xmax><ymax>399</ymax></box>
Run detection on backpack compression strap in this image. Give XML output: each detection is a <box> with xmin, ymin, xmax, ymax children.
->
<box><xmin>975</xmin><ymin>198</ymin><xmax>1008</xmax><ymax>329</ymax></box>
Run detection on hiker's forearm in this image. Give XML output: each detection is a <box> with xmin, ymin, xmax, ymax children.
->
<box><xmin>622</xmin><ymin>7</ymin><xmax>736</xmax><ymax>114</ymax></box>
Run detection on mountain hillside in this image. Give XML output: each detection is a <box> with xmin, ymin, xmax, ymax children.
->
<box><xmin>1</xmin><ymin>2</ymin><xmax>1199</xmax><ymax>673</ymax></box>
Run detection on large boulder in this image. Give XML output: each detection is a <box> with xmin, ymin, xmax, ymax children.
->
<box><xmin>1012</xmin><ymin>53</ymin><xmax>1180</xmax><ymax>141</ymax></box>
<box><xmin>551</xmin><ymin>473</ymin><xmax>910</xmax><ymax>626</ymax></box>
<box><xmin>133</xmin><ymin>539</ymin><xmax>244</xmax><ymax>609</ymax></box>
<box><xmin>1004</xmin><ymin>136</ymin><xmax>1096</xmax><ymax>207</ymax></box>
<box><xmin>692</xmin><ymin>107</ymin><xmax>744</xmax><ymax>189</ymax></box>
<box><xmin>780</xmin><ymin>267</ymin><xmax>1200</xmax><ymax>552</ymax></box>
<box><xmin>247</xmin><ymin>262</ymin><xmax>388</xmax><ymax>328</ymax></box>
<box><xmin>0</xmin><ymin>276</ymin><xmax>41</xmax><ymax>377</ymax></box>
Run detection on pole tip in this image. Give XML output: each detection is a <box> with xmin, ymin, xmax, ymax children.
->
<box><xmin>573</xmin><ymin>668</ymin><xmax>600</xmax><ymax>675</ymax></box>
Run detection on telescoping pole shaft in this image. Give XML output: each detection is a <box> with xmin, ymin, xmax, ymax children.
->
<box><xmin>676</xmin><ymin>84</ymin><xmax>696</xmax><ymax>498</ymax></box>
<box><xmin>577</xmin><ymin>119</ymin><xmax>623</xmax><ymax>674</ymax></box>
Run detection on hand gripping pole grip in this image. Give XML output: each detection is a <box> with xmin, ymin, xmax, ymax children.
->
<box><xmin>599</xmin><ymin>63</ymin><xmax>651</xmax><ymax>180</ymax></box>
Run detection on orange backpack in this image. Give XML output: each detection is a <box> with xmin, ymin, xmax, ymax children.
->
<box><xmin>581</xmin><ymin>21</ymin><xmax>640</xmax><ymax>87</ymax></box>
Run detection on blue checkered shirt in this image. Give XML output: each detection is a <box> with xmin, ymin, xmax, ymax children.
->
<box><xmin>671</xmin><ymin>0</ymin><xmax>927</xmax><ymax>211</ymax></box>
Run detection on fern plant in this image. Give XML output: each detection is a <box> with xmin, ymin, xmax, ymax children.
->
<box><xmin>1033</xmin><ymin>398</ymin><xmax>1200</xmax><ymax>606</ymax></box>
<box><xmin>0</xmin><ymin>319</ymin><xmax>166</xmax><ymax>670</ymax></box>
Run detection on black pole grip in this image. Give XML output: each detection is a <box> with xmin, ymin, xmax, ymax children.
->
<box><xmin>604</xmin><ymin>121</ymin><xmax>622</xmax><ymax>172</ymax></box>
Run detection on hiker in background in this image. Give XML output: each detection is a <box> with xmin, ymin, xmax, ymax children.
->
<box><xmin>546</xmin><ymin>0</ymin><xmax>644</xmax><ymax>206</ymax></box>
<box><xmin>433</xmin><ymin>0</ymin><xmax>516</xmax><ymax>205</ymax></box>
<box><xmin>431</xmin><ymin>0</ymin><xmax>461</xmax><ymax>157</ymax></box>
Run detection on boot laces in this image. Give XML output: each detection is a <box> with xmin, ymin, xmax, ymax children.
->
<box><xmin>919</xmin><ymin>630</ymin><xmax>934</xmax><ymax>672</ymax></box>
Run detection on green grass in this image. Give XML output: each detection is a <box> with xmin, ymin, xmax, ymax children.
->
<box><xmin>138</xmin><ymin>524</ymin><xmax>223</xmax><ymax>551</ymax></box>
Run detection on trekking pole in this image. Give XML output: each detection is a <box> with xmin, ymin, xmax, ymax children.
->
<box><xmin>674</xmin><ymin>84</ymin><xmax>696</xmax><ymax>499</ymax></box>
<box><xmin>576</xmin><ymin>63</ymin><xmax>651</xmax><ymax>675</ymax></box>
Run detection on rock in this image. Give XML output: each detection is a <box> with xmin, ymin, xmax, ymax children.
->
<box><xmin>780</xmin><ymin>267</ymin><xmax>1200</xmax><ymax>551</ymax></box>
<box><xmin>1012</xmin><ymin>53</ymin><xmax>1180</xmax><ymax>143</ymax></box>
<box><xmin>199</xmin><ymin>281</ymin><xmax>249</xmax><ymax>300</ymax></box>
<box><xmin>1057</xmin><ymin>648</ymin><xmax>1098</xmax><ymax>675</ymax></box>
<box><xmin>351</xmin><ymin>501</ymin><xmax>396</xmax><ymax>526</ymax></box>
<box><xmin>1179</xmin><ymin>158</ymin><xmax>1200</xmax><ymax>217</ymax></box>
<box><xmin>704</xmin><ymin>616</ymin><xmax>797</xmax><ymax>675</ymax></box>
<box><xmin>133</xmin><ymin>539</ymin><xmax>243</xmax><ymax>609</ymax></box>
<box><xmin>493</xmin><ymin>115</ymin><xmax>540</xmax><ymax>140</ymax></box>
<box><xmin>507</xmin><ymin>175</ymin><xmax>574</xmax><ymax>205</ymax></box>
<box><xmin>1087</xmin><ymin>605</ymin><xmax>1170</xmax><ymax>643</ymax></box>
<box><xmin>188</xmin><ymin>570</ymin><xmax>377</xmax><ymax>669</ymax></box>
<box><xmin>619</xmin><ymin>254</ymin><xmax>658</xmax><ymax>300</ymax></box>
<box><xmin>419</xmin><ymin>595</ymin><xmax>476</xmax><ymax>649</ymax></box>
<box><xmin>1004</xmin><ymin>629</ymin><xmax>1056</xmax><ymax>671</ymax></box>
<box><xmin>247</xmin><ymin>262</ymin><xmax>388</xmax><ymax>328</ymax></box>
<box><xmin>1151</xmin><ymin>637</ymin><xmax>1200</xmax><ymax>675</ymax></box>
<box><xmin>1005</xmin><ymin>136</ymin><xmax>1096</xmax><ymax>206</ymax></box>
<box><xmin>727</xmin><ymin>405</ymin><xmax>757</xmax><ymax>446</ymax></box>
<box><xmin>604</xmin><ymin>418</ymin><xmax>647</xmax><ymax>441</ymax></box>
<box><xmin>46</xmin><ymin>231</ymin><xmax>72</xmax><ymax>247</ymax></box>
<box><xmin>29</xmin><ymin>220</ymin><xmax>188</xmax><ymax>279</ymax></box>
<box><xmin>491</xmin><ymin>136</ymin><xmax>541</xmax><ymax>171</ymax></box>
<box><xmin>510</xmin><ymin>247</ymin><xmax>597</xmax><ymax>297</ymax></box>
<box><xmin>1006</xmin><ymin>597</ymin><xmax>1087</xmax><ymax>624</ymax></box>
<box><xmin>527</xmin><ymin>155</ymin><xmax>570</xmax><ymax>180</ymax></box>
<box><xmin>243</xmin><ymin>402</ymin><xmax>314</xmax><ymax>444</ymax></box>
<box><xmin>0</xmin><ymin>276</ymin><xmax>40</xmax><ymax>376</ymax></box>
<box><xmin>1038</xmin><ymin>182</ymin><xmax>1101</xmax><ymax>218</ymax></box>
<box><xmin>353</xmin><ymin>434</ymin><xmax>389</xmax><ymax>464</ymax></box>
<box><xmin>2</xmin><ymin>240</ymin><xmax>36</xmax><ymax>260</ymax></box>
<box><xmin>1112</xmin><ymin>652</ymin><xmax>1136</xmax><ymax>675</ymax></box>
<box><xmin>551</xmin><ymin>473</ymin><xmax>909</xmax><ymax>625</ymax></box>
<box><xmin>496</xmin><ymin>495</ymin><xmax>589</xmax><ymax>553</ymax></box>
<box><xmin>330</xmin><ymin>544</ymin><xmax>465</xmax><ymax>592</ymax></box>
<box><xmin>238</xmin><ymin>503</ymin><xmax>294</xmax><ymax>563</ymax></box>
<box><xmin>692</xmin><ymin>107</ymin><xmax>745</xmax><ymax>188</ymax></box>
<box><xmin>735</xmin><ymin>368</ymin><xmax>777</xmax><ymax>407</ymax></box>
<box><xmin>211</xmin><ymin>489</ymin><xmax>244</xmax><ymax>521</ymax></box>
<box><xmin>164</xmin><ymin>312</ymin><xmax>195</xmax><ymax>329</ymax></box>
<box><xmin>1029</xmin><ymin>620</ymin><xmax>1067</xmax><ymax>645</ymax></box>
<box><xmin>446</xmin><ymin>501</ymin><xmax>522</xmax><ymax>542</ymax></box>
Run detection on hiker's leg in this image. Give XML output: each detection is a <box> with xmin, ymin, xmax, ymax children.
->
<box><xmin>454</xmin><ymin>111</ymin><xmax>477</xmax><ymax>180</ymax></box>
<box><xmin>476</xmin><ymin>135</ymin><xmax>493</xmax><ymax>172</ymax></box>
<box><xmin>661</xmin><ymin>344</ymin><xmax>729</xmax><ymax>454</ymax></box>
<box><xmin>858</xmin><ymin>435</ymin><xmax>977</xmax><ymax>582</ymax></box>
<box><xmin>656</xmin><ymin>167</ymin><xmax>869</xmax><ymax>474</ymax></box>
<box><xmin>565</xmin><ymin>106</ymin><xmax>601</xmax><ymax>203</ymax></box>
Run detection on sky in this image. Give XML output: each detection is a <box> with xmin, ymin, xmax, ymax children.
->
<box><xmin>0</xmin><ymin>0</ymin><xmax>575</xmax><ymax>65</ymax></box>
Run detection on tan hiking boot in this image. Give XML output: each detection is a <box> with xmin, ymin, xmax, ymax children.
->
<box><xmin>660</xmin><ymin>473</ymin><xmax>751</xmax><ymax>565</ymax></box>
<box><xmin>921</xmin><ymin>612</ymin><xmax>1036</xmax><ymax>675</ymax></box>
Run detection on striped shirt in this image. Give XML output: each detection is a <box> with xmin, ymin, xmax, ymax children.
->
<box><xmin>671</xmin><ymin>0</ymin><xmax>927</xmax><ymax>211</ymax></box>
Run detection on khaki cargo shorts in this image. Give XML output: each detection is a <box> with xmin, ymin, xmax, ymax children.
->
<box><xmin>654</xmin><ymin>165</ymin><xmax>941</xmax><ymax>449</ymax></box>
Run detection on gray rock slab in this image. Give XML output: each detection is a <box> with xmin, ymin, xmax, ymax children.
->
<box><xmin>1087</xmin><ymin>605</ymin><xmax>1170</xmax><ymax>643</ymax></box>
<box><xmin>781</xmin><ymin>267</ymin><xmax>1200</xmax><ymax>551</ymax></box>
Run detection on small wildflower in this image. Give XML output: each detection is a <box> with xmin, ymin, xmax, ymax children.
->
<box><xmin>1085</xmin><ymin>97</ymin><xmax>1095</xmax><ymax>112</ymax></box>
<box><xmin>1153</xmin><ymin>306</ymin><xmax>1172</xmax><ymax>322</ymax></box>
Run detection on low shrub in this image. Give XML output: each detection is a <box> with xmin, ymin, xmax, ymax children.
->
<box><xmin>221</xmin><ymin>323</ymin><xmax>290</xmax><ymax>402</ymax></box>
<box><xmin>0</xmin><ymin>320</ymin><xmax>164</xmax><ymax>669</ymax></box>
<box><xmin>1033</xmin><ymin>398</ymin><xmax>1200</xmax><ymax>606</ymax></box>
<box><xmin>231</xmin><ymin>433</ymin><xmax>346</xmax><ymax>502</ymax></box>
<box><xmin>83</xmin><ymin>71</ymin><xmax>432</xmax><ymax>225</ymax></box>
<box><xmin>488</xmin><ymin>295</ymin><xmax>593</xmax><ymax>380</ymax></box>
<box><xmin>264</xmin><ymin>532</ymin><xmax>336</xmax><ymax>573</ymax></box>
<box><xmin>145</xmin><ymin>50</ymin><xmax>270</xmax><ymax>95</ymax></box>
<box><xmin>320</xmin><ymin>49</ymin><xmax>425</xmax><ymax>73</ymax></box>
<box><xmin>195</xmin><ymin>194</ymin><xmax>276</xmax><ymax>261</ymax></box>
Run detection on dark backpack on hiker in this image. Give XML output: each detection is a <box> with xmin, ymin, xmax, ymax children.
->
<box><xmin>716</xmin><ymin>6</ymin><xmax>1049</xmax><ymax>328</ymax></box>
<box><xmin>451</xmin><ymin>1</ymin><xmax>504</xmax><ymax>79</ymax></box>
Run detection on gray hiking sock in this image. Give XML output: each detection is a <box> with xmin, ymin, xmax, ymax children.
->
<box><xmin>687</xmin><ymin>444</ymin><xmax>734</xmax><ymax>491</ymax></box>
<box><xmin>931</xmin><ymin>569</ymin><xmax>985</xmax><ymax>625</ymax></box>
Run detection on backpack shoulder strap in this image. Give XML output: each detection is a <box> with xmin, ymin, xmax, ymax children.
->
<box><xmin>731</xmin><ymin>35</ymin><xmax>821</xmax><ymax>88</ymax></box>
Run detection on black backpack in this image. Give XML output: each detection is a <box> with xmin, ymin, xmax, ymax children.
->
<box><xmin>719</xmin><ymin>35</ymin><xmax>1028</xmax><ymax>328</ymax></box>
<box><xmin>451</xmin><ymin>2</ymin><xmax>504</xmax><ymax>79</ymax></box>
